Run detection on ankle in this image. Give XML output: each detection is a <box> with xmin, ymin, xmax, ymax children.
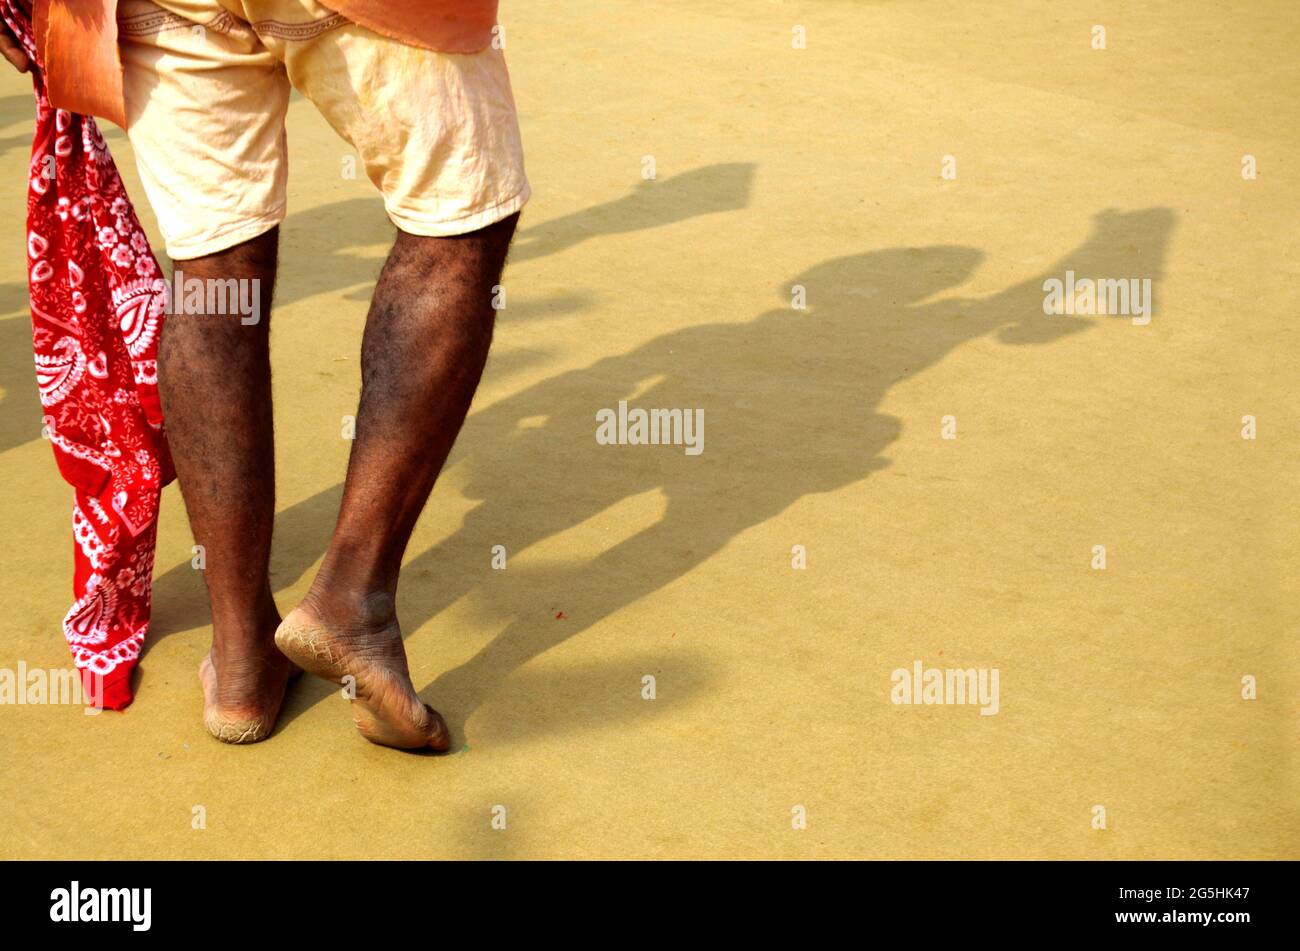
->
<box><xmin>315</xmin><ymin>539</ymin><xmax>401</xmax><ymax>597</ymax></box>
<box><xmin>357</xmin><ymin>591</ymin><xmax>397</xmax><ymax>626</ymax></box>
<box><xmin>211</xmin><ymin>615</ymin><xmax>279</xmax><ymax>645</ymax></box>
<box><xmin>302</xmin><ymin>582</ymin><xmax>397</xmax><ymax>632</ymax></box>
<box><xmin>208</xmin><ymin>635</ymin><xmax>286</xmax><ymax>677</ymax></box>
<box><xmin>306</xmin><ymin>551</ymin><xmax>396</xmax><ymax>617</ymax></box>
<box><xmin>210</xmin><ymin>596</ymin><xmax>281</xmax><ymax>658</ymax></box>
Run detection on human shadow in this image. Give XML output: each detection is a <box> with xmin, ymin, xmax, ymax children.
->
<box><xmin>145</xmin><ymin>165</ymin><xmax>759</xmax><ymax>644</ymax></box>
<box><xmin>156</xmin><ymin>205</ymin><xmax>1175</xmax><ymax>745</ymax></box>
<box><xmin>509</xmin><ymin>162</ymin><xmax>756</xmax><ymax>263</ymax></box>
<box><xmin>372</xmin><ymin>206</ymin><xmax>1175</xmax><ymax>742</ymax></box>
<box><xmin>270</xmin><ymin>162</ymin><xmax>755</xmax><ymax>307</ymax></box>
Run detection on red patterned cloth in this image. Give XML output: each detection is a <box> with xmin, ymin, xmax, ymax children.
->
<box><xmin>4</xmin><ymin>0</ymin><xmax>173</xmax><ymax>710</ymax></box>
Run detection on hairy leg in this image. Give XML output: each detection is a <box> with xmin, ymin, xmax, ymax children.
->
<box><xmin>159</xmin><ymin>228</ymin><xmax>296</xmax><ymax>743</ymax></box>
<box><xmin>277</xmin><ymin>213</ymin><xmax>519</xmax><ymax>750</ymax></box>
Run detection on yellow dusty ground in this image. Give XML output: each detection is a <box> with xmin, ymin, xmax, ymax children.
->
<box><xmin>0</xmin><ymin>1</ymin><xmax>1296</xmax><ymax>859</ymax></box>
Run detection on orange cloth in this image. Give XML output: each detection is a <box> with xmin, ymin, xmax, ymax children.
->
<box><xmin>33</xmin><ymin>0</ymin><xmax>499</xmax><ymax>128</ymax></box>
<box><xmin>323</xmin><ymin>1</ymin><xmax>497</xmax><ymax>55</ymax></box>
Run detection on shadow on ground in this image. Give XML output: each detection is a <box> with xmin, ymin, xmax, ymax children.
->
<box><xmin>138</xmin><ymin>191</ymin><xmax>1179</xmax><ymax>748</ymax></box>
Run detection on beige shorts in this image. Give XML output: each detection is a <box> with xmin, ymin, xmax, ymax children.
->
<box><xmin>116</xmin><ymin>0</ymin><xmax>530</xmax><ymax>259</ymax></box>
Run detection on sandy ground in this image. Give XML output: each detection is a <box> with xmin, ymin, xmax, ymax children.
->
<box><xmin>0</xmin><ymin>1</ymin><xmax>1296</xmax><ymax>859</ymax></box>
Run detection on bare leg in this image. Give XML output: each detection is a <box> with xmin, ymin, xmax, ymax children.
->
<box><xmin>159</xmin><ymin>228</ymin><xmax>297</xmax><ymax>743</ymax></box>
<box><xmin>276</xmin><ymin>214</ymin><xmax>519</xmax><ymax>750</ymax></box>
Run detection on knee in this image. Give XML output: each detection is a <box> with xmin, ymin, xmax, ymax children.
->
<box><xmin>172</xmin><ymin>226</ymin><xmax>280</xmax><ymax>277</ymax></box>
<box><xmin>391</xmin><ymin>212</ymin><xmax>519</xmax><ymax>281</ymax></box>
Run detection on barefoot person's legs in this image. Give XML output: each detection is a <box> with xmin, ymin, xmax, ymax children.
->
<box><xmin>261</xmin><ymin>10</ymin><xmax>529</xmax><ymax>749</ymax></box>
<box><xmin>119</xmin><ymin>0</ymin><xmax>527</xmax><ymax>748</ymax></box>
<box><xmin>118</xmin><ymin>2</ymin><xmax>299</xmax><ymax>741</ymax></box>
<box><xmin>277</xmin><ymin>218</ymin><xmax>516</xmax><ymax>750</ymax></box>
<box><xmin>160</xmin><ymin>232</ymin><xmax>297</xmax><ymax>742</ymax></box>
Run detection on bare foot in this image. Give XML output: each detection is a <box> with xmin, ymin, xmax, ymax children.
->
<box><xmin>274</xmin><ymin>593</ymin><xmax>450</xmax><ymax>751</ymax></box>
<box><xmin>199</xmin><ymin>643</ymin><xmax>300</xmax><ymax>745</ymax></box>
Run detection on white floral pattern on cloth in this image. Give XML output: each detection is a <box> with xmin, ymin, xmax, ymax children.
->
<box><xmin>3</xmin><ymin>0</ymin><xmax>175</xmax><ymax>709</ymax></box>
